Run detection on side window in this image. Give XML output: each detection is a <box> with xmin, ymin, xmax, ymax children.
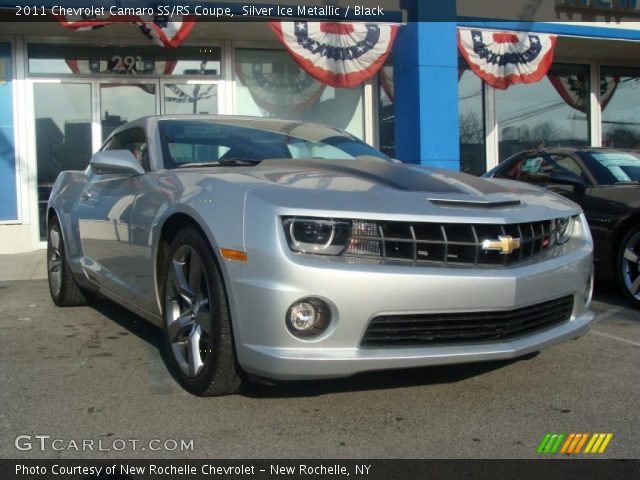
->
<box><xmin>549</xmin><ymin>154</ymin><xmax>588</xmax><ymax>181</ymax></box>
<box><xmin>106</xmin><ymin>128</ymin><xmax>149</xmax><ymax>171</ymax></box>
<box><xmin>497</xmin><ymin>157</ymin><xmax>525</xmax><ymax>180</ymax></box>
<box><xmin>519</xmin><ymin>155</ymin><xmax>553</xmax><ymax>183</ymax></box>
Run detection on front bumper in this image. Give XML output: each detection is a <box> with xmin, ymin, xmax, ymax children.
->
<box><xmin>224</xmin><ymin>216</ymin><xmax>595</xmax><ymax>381</ymax></box>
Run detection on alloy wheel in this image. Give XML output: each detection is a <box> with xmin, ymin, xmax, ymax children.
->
<box><xmin>622</xmin><ymin>230</ymin><xmax>640</xmax><ymax>301</ymax></box>
<box><xmin>165</xmin><ymin>245</ymin><xmax>212</xmax><ymax>377</ymax></box>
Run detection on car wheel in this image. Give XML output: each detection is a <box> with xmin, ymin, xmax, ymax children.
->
<box><xmin>47</xmin><ymin>217</ymin><xmax>92</xmax><ymax>307</ymax></box>
<box><xmin>163</xmin><ymin>228</ymin><xmax>244</xmax><ymax>396</ymax></box>
<box><xmin>618</xmin><ymin>224</ymin><xmax>640</xmax><ymax>308</ymax></box>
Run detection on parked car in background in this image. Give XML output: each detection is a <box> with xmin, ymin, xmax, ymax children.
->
<box><xmin>47</xmin><ymin>116</ymin><xmax>594</xmax><ymax>396</ymax></box>
<box><xmin>485</xmin><ymin>147</ymin><xmax>640</xmax><ymax>307</ymax></box>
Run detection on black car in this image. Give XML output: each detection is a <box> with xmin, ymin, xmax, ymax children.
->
<box><xmin>485</xmin><ymin>147</ymin><xmax>640</xmax><ymax>307</ymax></box>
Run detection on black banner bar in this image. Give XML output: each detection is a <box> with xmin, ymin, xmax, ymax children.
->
<box><xmin>2</xmin><ymin>459</ymin><xmax>639</xmax><ymax>480</ymax></box>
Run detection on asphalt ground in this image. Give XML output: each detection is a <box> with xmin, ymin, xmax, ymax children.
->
<box><xmin>0</xmin><ymin>279</ymin><xmax>638</xmax><ymax>459</ymax></box>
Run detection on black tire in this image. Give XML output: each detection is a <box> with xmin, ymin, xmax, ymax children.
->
<box><xmin>162</xmin><ymin>227</ymin><xmax>244</xmax><ymax>396</ymax></box>
<box><xmin>617</xmin><ymin>224</ymin><xmax>640</xmax><ymax>308</ymax></box>
<box><xmin>47</xmin><ymin>216</ymin><xmax>92</xmax><ymax>307</ymax></box>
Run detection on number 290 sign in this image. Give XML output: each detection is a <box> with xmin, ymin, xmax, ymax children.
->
<box><xmin>110</xmin><ymin>55</ymin><xmax>143</xmax><ymax>73</ymax></box>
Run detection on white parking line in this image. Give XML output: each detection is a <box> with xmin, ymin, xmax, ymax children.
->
<box><xmin>590</xmin><ymin>330</ymin><xmax>640</xmax><ymax>348</ymax></box>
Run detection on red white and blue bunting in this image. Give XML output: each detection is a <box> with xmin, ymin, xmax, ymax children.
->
<box><xmin>548</xmin><ymin>74</ymin><xmax>620</xmax><ymax>113</ymax></box>
<box><xmin>458</xmin><ymin>29</ymin><xmax>557</xmax><ymax>90</ymax></box>
<box><xmin>54</xmin><ymin>14</ymin><xmax>195</xmax><ymax>48</ymax></box>
<box><xmin>269</xmin><ymin>22</ymin><xmax>399</xmax><ymax>88</ymax></box>
<box><xmin>235</xmin><ymin>61</ymin><xmax>326</xmax><ymax>114</ymax></box>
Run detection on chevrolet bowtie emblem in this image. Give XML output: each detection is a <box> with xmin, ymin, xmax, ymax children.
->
<box><xmin>482</xmin><ymin>235</ymin><xmax>521</xmax><ymax>255</ymax></box>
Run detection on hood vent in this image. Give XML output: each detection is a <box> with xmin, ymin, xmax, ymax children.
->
<box><xmin>427</xmin><ymin>198</ymin><xmax>521</xmax><ymax>208</ymax></box>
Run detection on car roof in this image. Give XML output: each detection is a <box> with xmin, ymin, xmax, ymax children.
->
<box><xmin>517</xmin><ymin>146</ymin><xmax>637</xmax><ymax>156</ymax></box>
<box><xmin>107</xmin><ymin>114</ymin><xmax>354</xmax><ymax>143</ymax></box>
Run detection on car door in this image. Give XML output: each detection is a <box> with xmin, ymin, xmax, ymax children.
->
<box><xmin>515</xmin><ymin>152</ymin><xmax>591</xmax><ymax>209</ymax></box>
<box><xmin>77</xmin><ymin>127</ymin><xmax>149</xmax><ymax>303</ymax></box>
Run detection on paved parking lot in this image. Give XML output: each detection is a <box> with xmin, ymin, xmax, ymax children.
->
<box><xmin>0</xmin><ymin>274</ymin><xmax>638</xmax><ymax>459</ymax></box>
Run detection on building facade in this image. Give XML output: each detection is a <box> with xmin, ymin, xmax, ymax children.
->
<box><xmin>1</xmin><ymin>0</ymin><xmax>640</xmax><ymax>253</ymax></box>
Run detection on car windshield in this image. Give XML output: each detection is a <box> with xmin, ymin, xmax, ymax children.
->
<box><xmin>158</xmin><ymin>119</ymin><xmax>390</xmax><ymax>169</ymax></box>
<box><xmin>589</xmin><ymin>151</ymin><xmax>640</xmax><ymax>184</ymax></box>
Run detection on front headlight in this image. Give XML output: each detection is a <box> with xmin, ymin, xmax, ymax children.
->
<box><xmin>283</xmin><ymin>217</ymin><xmax>351</xmax><ymax>255</ymax></box>
<box><xmin>554</xmin><ymin>216</ymin><xmax>575</xmax><ymax>245</ymax></box>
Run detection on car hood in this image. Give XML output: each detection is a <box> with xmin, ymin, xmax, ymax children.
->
<box><xmin>182</xmin><ymin>159</ymin><xmax>582</xmax><ymax>222</ymax></box>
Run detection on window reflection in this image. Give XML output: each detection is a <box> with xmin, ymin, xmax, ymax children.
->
<box><xmin>34</xmin><ymin>83</ymin><xmax>92</xmax><ymax>239</ymax></box>
<box><xmin>100</xmin><ymin>84</ymin><xmax>156</xmax><ymax>140</ymax></box>
<box><xmin>378</xmin><ymin>64</ymin><xmax>395</xmax><ymax>158</ymax></box>
<box><xmin>496</xmin><ymin>64</ymin><xmax>590</xmax><ymax>161</ymax></box>
<box><xmin>28</xmin><ymin>44</ymin><xmax>221</xmax><ymax>77</ymax></box>
<box><xmin>164</xmin><ymin>84</ymin><xmax>218</xmax><ymax>115</ymax></box>
<box><xmin>458</xmin><ymin>64</ymin><xmax>486</xmax><ymax>175</ymax></box>
<box><xmin>235</xmin><ymin>49</ymin><xmax>365</xmax><ymax>139</ymax></box>
<box><xmin>601</xmin><ymin>67</ymin><xmax>640</xmax><ymax>149</ymax></box>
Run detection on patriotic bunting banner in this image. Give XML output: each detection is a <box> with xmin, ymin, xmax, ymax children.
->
<box><xmin>458</xmin><ymin>29</ymin><xmax>557</xmax><ymax>90</ymax></box>
<box><xmin>236</xmin><ymin>61</ymin><xmax>326</xmax><ymax>114</ymax></box>
<box><xmin>269</xmin><ymin>22</ymin><xmax>399</xmax><ymax>88</ymax></box>
<box><xmin>54</xmin><ymin>14</ymin><xmax>196</xmax><ymax>48</ymax></box>
<box><xmin>548</xmin><ymin>74</ymin><xmax>620</xmax><ymax>113</ymax></box>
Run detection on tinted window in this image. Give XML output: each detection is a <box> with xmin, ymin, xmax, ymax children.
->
<box><xmin>518</xmin><ymin>154</ymin><xmax>585</xmax><ymax>184</ymax></box>
<box><xmin>589</xmin><ymin>151</ymin><xmax>640</xmax><ymax>184</ymax></box>
<box><xmin>498</xmin><ymin>153</ymin><xmax>586</xmax><ymax>184</ymax></box>
<box><xmin>495</xmin><ymin>156</ymin><xmax>525</xmax><ymax>181</ymax></box>
<box><xmin>105</xmin><ymin>128</ymin><xmax>149</xmax><ymax>171</ymax></box>
<box><xmin>158</xmin><ymin>120</ymin><xmax>389</xmax><ymax>169</ymax></box>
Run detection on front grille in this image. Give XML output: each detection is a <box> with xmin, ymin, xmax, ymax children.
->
<box><xmin>362</xmin><ymin>296</ymin><xmax>574</xmax><ymax>347</ymax></box>
<box><xmin>346</xmin><ymin>219</ymin><xmax>558</xmax><ymax>267</ymax></box>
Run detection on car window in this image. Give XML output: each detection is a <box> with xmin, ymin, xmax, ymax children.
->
<box><xmin>589</xmin><ymin>151</ymin><xmax>640</xmax><ymax>184</ymax></box>
<box><xmin>518</xmin><ymin>155</ymin><xmax>550</xmax><ymax>183</ymax></box>
<box><xmin>158</xmin><ymin>120</ymin><xmax>390</xmax><ymax>169</ymax></box>
<box><xmin>548</xmin><ymin>154</ymin><xmax>586</xmax><ymax>179</ymax></box>
<box><xmin>495</xmin><ymin>157</ymin><xmax>525</xmax><ymax>180</ymax></box>
<box><xmin>517</xmin><ymin>154</ymin><xmax>585</xmax><ymax>184</ymax></box>
<box><xmin>105</xmin><ymin>128</ymin><xmax>149</xmax><ymax>171</ymax></box>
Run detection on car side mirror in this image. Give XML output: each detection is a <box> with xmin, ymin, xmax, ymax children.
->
<box><xmin>548</xmin><ymin>171</ymin><xmax>588</xmax><ymax>194</ymax></box>
<box><xmin>90</xmin><ymin>150</ymin><xmax>145</xmax><ymax>176</ymax></box>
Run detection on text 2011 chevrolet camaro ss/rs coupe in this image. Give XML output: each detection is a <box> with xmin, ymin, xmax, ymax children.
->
<box><xmin>47</xmin><ymin>116</ymin><xmax>595</xmax><ymax>396</ymax></box>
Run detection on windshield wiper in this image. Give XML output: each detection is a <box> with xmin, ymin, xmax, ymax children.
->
<box><xmin>176</xmin><ymin>159</ymin><xmax>262</xmax><ymax>168</ymax></box>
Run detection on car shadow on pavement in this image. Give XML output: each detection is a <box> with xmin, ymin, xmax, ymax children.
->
<box><xmin>88</xmin><ymin>293</ymin><xmax>534</xmax><ymax>397</ymax></box>
<box><xmin>89</xmin><ymin>296</ymin><xmax>180</xmax><ymax>383</ymax></box>
<box><xmin>592</xmin><ymin>280</ymin><xmax>638</xmax><ymax>314</ymax></box>
<box><xmin>85</xmin><ymin>280</ymin><xmax>632</xmax><ymax>399</ymax></box>
<box><xmin>240</xmin><ymin>355</ymin><xmax>537</xmax><ymax>399</ymax></box>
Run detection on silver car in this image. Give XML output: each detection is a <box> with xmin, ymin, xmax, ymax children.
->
<box><xmin>47</xmin><ymin>115</ymin><xmax>595</xmax><ymax>396</ymax></box>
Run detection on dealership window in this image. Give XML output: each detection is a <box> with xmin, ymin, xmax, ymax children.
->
<box><xmin>34</xmin><ymin>83</ymin><xmax>93</xmax><ymax>240</ymax></box>
<box><xmin>495</xmin><ymin>64</ymin><xmax>590</xmax><ymax>161</ymax></box>
<box><xmin>235</xmin><ymin>49</ymin><xmax>365</xmax><ymax>139</ymax></box>
<box><xmin>601</xmin><ymin>66</ymin><xmax>640</xmax><ymax>149</ymax></box>
<box><xmin>458</xmin><ymin>61</ymin><xmax>486</xmax><ymax>175</ymax></box>
<box><xmin>378</xmin><ymin>62</ymin><xmax>395</xmax><ymax>158</ymax></box>
<box><xmin>28</xmin><ymin>44</ymin><xmax>221</xmax><ymax>76</ymax></box>
<box><xmin>0</xmin><ymin>42</ymin><xmax>17</xmax><ymax>222</ymax></box>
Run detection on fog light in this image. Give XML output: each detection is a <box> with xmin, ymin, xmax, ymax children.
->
<box><xmin>286</xmin><ymin>298</ymin><xmax>331</xmax><ymax>338</ymax></box>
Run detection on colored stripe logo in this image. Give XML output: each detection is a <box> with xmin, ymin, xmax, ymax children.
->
<box><xmin>537</xmin><ymin>433</ymin><xmax>613</xmax><ymax>455</ymax></box>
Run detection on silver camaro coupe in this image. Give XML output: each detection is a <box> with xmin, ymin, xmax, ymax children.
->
<box><xmin>47</xmin><ymin>115</ymin><xmax>595</xmax><ymax>396</ymax></box>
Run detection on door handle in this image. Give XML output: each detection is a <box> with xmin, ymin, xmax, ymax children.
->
<box><xmin>80</xmin><ymin>192</ymin><xmax>92</xmax><ymax>201</ymax></box>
